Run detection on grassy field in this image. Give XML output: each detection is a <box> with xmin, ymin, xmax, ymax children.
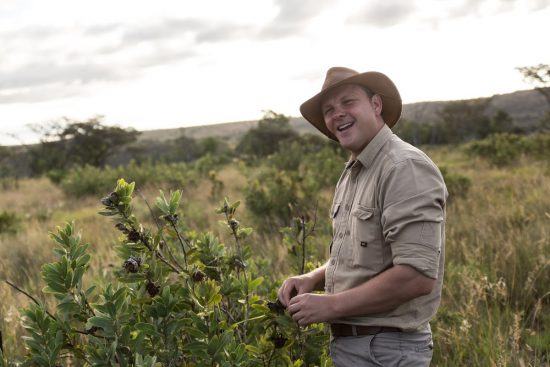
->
<box><xmin>0</xmin><ymin>146</ymin><xmax>548</xmax><ymax>366</ymax></box>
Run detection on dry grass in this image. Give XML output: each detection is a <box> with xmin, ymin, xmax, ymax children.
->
<box><xmin>0</xmin><ymin>148</ymin><xmax>548</xmax><ymax>365</ymax></box>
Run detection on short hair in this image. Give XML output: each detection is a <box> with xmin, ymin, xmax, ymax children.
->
<box><xmin>361</xmin><ymin>86</ymin><xmax>375</xmax><ymax>99</ymax></box>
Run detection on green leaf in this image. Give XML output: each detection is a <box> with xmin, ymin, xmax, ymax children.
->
<box><xmin>98</xmin><ymin>210</ymin><xmax>117</xmax><ymax>216</ymax></box>
<box><xmin>76</xmin><ymin>253</ymin><xmax>91</xmax><ymax>268</ymax></box>
<box><xmin>169</xmin><ymin>190</ymin><xmax>182</xmax><ymax>213</ymax></box>
<box><xmin>87</xmin><ymin>315</ymin><xmax>114</xmax><ymax>335</ymax></box>
<box><xmin>134</xmin><ymin>322</ymin><xmax>157</xmax><ymax>336</ymax></box>
<box><xmin>248</xmin><ymin>276</ymin><xmax>264</xmax><ymax>291</ymax></box>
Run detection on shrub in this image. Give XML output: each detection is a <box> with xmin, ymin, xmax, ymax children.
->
<box><xmin>522</xmin><ymin>132</ymin><xmax>550</xmax><ymax>160</ymax></box>
<box><xmin>466</xmin><ymin>133</ymin><xmax>550</xmax><ymax>166</ymax></box>
<box><xmin>236</xmin><ymin>111</ymin><xmax>298</xmax><ymax>159</ymax></box>
<box><xmin>245</xmin><ymin>138</ymin><xmax>344</xmax><ymax>232</ymax></box>
<box><xmin>466</xmin><ymin>133</ymin><xmax>525</xmax><ymax>166</ymax></box>
<box><xmin>4</xmin><ymin>180</ymin><xmax>331</xmax><ymax>366</ymax></box>
<box><xmin>59</xmin><ymin>161</ymin><xmax>198</xmax><ymax>197</ymax></box>
<box><xmin>439</xmin><ymin>166</ymin><xmax>471</xmax><ymax>199</ymax></box>
<box><xmin>0</xmin><ymin>210</ymin><xmax>20</xmax><ymax>235</ymax></box>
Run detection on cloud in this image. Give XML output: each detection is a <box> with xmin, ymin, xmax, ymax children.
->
<box><xmin>0</xmin><ymin>84</ymin><xmax>81</xmax><ymax>104</ymax></box>
<box><xmin>132</xmin><ymin>49</ymin><xmax>196</xmax><ymax>68</ymax></box>
<box><xmin>0</xmin><ymin>62</ymin><xmax>126</xmax><ymax>90</ymax></box>
<box><xmin>122</xmin><ymin>18</ymin><xmax>203</xmax><ymax>44</ymax></box>
<box><xmin>446</xmin><ymin>0</ymin><xmax>549</xmax><ymax>19</ymax></box>
<box><xmin>349</xmin><ymin>0</ymin><xmax>416</xmax><ymax>27</ymax></box>
<box><xmin>84</xmin><ymin>23</ymin><xmax>122</xmax><ymax>36</ymax></box>
<box><xmin>0</xmin><ymin>19</ymin><xmax>204</xmax><ymax>104</ymax></box>
<box><xmin>259</xmin><ymin>0</ymin><xmax>332</xmax><ymax>39</ymax></box>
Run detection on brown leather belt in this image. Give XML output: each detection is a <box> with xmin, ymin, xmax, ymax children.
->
<box><xmin>330</xmin><ymin>323</ymin><xmax>402</xmax><ymax>337</ymax></box>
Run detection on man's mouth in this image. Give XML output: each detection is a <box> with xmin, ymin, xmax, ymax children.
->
<box><xmin>337</xmin><ymin>121</ymin><xmax>354</xmax><ymax>132</ymax></box>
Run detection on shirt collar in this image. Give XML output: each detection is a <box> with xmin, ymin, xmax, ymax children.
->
<box><xmin>355</xmin><ymin>124</ymin><xmax>393</xmax><ymax>169</ymax></box>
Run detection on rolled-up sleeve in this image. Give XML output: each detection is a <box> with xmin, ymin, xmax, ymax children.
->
<box><xmin>378</xmin><ymin>158</ymin><xmax>448</xmax><ymax>279</ymax></box>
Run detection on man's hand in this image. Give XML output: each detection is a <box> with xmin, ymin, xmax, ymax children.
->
<box><xmin>287</xmin><ymin>293</ymin><xmax>335</xmax><ymax>326</ymax></box>
<box><xmin>277</xmin><ymin>274</ymin><xmax>317</xmax><ymax>308</ymax></box>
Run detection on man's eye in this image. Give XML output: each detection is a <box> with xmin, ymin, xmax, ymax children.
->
<box><xmin>323</xmin><ymin>107</ymin><xmax>333</xmax><ymax>116</ymax></box>
<box><xmin>343</xmin><ymin>99</ymin><xmax>354</xmax><ymax>105</ymax></box>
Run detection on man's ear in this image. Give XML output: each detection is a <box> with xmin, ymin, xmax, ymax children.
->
<box><xmin>371</xmin><ymin>94</ymin><xmax>383</xmax><ymax>116</ymax></box>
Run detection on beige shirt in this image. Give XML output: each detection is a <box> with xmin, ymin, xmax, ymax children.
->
<box><xmin>325</xmin><ymin>124</ymin><xmax>448</xmax><ymax>331</ymax></box>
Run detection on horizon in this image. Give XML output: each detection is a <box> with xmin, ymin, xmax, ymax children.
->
<box><xmin>1</xmin><ymin>0</ymin><xmax>549</xmax><ymax>145</ymax></box>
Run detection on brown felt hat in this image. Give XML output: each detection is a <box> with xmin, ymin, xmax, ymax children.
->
<box><xmin>300</xmin><ymin>67</ymin><xmax>402</xmax><ymax>141</ymax></box>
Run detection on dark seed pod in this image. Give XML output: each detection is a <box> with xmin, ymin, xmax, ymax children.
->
<box><xmin>163</xmin><ymin>214</ymin><xmax>178</xmax><ymax>224</ymax></box>
<box><xmin>192</xmin><ymin>270</ymin><xmax>206</xmax><ymax>282</ymax></box>
<box><xmin>229</xmin><ymin>219</ymin><xmax>239</xmax><ymax>231</ymax></box>
<box><xmin>100</xmin><ymin>196</ymin><xmax>113</xmax><ymax>207</ymax></box>
<box><xmin>108</xmin><ymin>191</ymin><xmax>119</xmax><ymax>204</ymax></box>
<box><xmin>146</xmin><ymin>281</ymin><xmax>160</xmax><ymax>297</ymax></box>
<box><xmin>127</xmin><ymin>229</ymin><xmax>141</xmax><ymax>242</ymax></box>
<box><xmin>234</xmin><ymin>257</ymin><xmax>246</xmax><ymax>270</ymax></box>
<box><xmin>115</xmin><ymin>223</ymin><xmax>129</xmax><ymax>234</ymax></box>
<box><xmin>123</xmin><ymin>256</ymin><xmax>141</xmax><ymax>273</ymax></box>
<box><xmin>269</xmin><ymin>333</ymin><xmax>287</xmax><ymax>349</ymax></box>
<box><xmin>86</xmin><ymin>326</ymin><xmax>100</xmax><ymax>334</ymax></box>
<box><xmin>267</xmin><ymin>299</ymin><xmax>285</xmax><ymax>315</ymax></box>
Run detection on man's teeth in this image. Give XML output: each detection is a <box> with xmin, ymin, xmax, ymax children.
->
<box><xmin>337</xmin><ymin>122</ymin><xmax>353</xmax><ymax>131</ymax></box>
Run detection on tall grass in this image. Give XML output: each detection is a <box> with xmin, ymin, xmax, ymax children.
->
<box><xmin>0</xmin><ymin>146</ymin><xmax>548</xmax><ymax>365</ymax></box>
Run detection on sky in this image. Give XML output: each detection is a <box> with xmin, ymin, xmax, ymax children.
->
<box><xmin>0</xmin><ymin>0</ymin><xmax>549</xmax><ymax>145</ymax></box>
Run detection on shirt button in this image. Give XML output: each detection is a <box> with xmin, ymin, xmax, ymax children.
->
<box><xmin>345</xmin><ymin>204</ymin><xmax>350</xmax><ymax>211</ymax></box>
<box><xmin>330</xmin><ymin>258</ymin><xmax>336</xmax><ymax>265</ymax></box>
<box><xmin>345</xmin><ymin>230</ymin><xmax>350</xmax><ymax>236</ymax></box>
<box><xmin>338</xmin><ymin>233</ymin><xmax>344</xmax><ymax>238</ymax></box>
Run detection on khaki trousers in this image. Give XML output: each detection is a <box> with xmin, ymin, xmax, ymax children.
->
<box><xmin>329</xmin><ymin>325</ymin><xmax>433</xmax><ymax>366</ymax></box>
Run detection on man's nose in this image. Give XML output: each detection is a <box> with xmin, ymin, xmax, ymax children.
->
<box><xmin>333</xmin><ymin>105</ymin><xmax>346</xmax><ymax>119</ymax></box>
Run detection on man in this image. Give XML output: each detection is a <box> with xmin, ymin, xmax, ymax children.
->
<box><xmin>278</xmin><ymin>67</ymin><xmax>448</xmax><ymax>366</ymax></box>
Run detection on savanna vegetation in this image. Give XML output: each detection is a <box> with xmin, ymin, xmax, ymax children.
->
<box><xmin>0</xmin><ymin>65</ymin><xmax>549</xmax><ymax>365</ymax></box>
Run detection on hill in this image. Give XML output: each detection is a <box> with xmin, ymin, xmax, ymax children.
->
<box><xmin>138</xmin><ymin>87</ymin><xmax>550</xmax><ymax>144</ymax></box>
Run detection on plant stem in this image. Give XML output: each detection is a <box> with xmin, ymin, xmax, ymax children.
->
<box><xmin>5</xmin><ymin>280</ymin><xmax>56</xmax><ymax>320</ymax></box>
<box><xmin>137</xmin><ymin>189</ymin><xmax>185</xmax><ymax>272</ymax></box>
<box><xmin>226</xmin><ymin>213</ymin><xmax>250</xmax><ymax>343</ymax></box>
<box><xmin>169</xmin><ymin>222</ymin><xmax>189</xmax><ymax>269</ymax></box>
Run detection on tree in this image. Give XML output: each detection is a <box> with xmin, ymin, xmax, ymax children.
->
<box><xmin>489</xmin><ymin>110</ymin><xmax>514</xmax><ymax>134</ymax></box>
<box><xmin>236</xmin><ymin>111</ymin><xmax>298</xmax><ymax>158</ymax></box>
<box><xmin>169</xmin><ymin>134</ymin><xmax>202</xmax><ymax>162</ymax></box>
<box><xmin>517</xmin><ymin>63</ymin><xmax>550</xmax><ymax>105</ymax></box>
<box><xmin>29</xmin><ymin>116</ymin><xmax>139</xmax><ymax>175</ymax></box>
<box><xmin>436</xmin><ymin>100</ymin><xmax>491</xmax><ymax>143</ymax></box>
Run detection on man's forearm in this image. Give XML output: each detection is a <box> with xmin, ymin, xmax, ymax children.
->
<box><xmin>328</xmin><ymin>264</ymin><xmax>435</xmax><ymax>319</ymax></box>
<box><xmin>304</xmin><ymin>263</ymin><xmax>327</xmax><ymax>291</ymax></box>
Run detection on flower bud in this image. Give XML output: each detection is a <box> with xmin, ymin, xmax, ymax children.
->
<box><xmin>127</xmin><ymin>229</ymin><xmax>141</xmax><ymax>242</ymax></box>
<box><xmin>146</xmin><ymin>281</ymin><xmax>160</xmax><ymax>297</ymax></box>
<box><xmin>123</xmin><ymin>256</ymin><xmax>141</xmax><ymax>273</ymax></box>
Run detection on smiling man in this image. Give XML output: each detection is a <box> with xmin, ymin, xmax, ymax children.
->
<box><xmin>278</xmin><ymin>67</ymin><xmax>448</xmax><ymax>366</ymax></box>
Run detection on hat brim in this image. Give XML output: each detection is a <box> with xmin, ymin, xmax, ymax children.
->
<box><xmin>299</xmin><ymin>71</ymin><xmax>402</xmax><ymax>141</ymax></box>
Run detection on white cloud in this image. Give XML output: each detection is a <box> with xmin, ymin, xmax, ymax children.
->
<box><xmin>0</xmin><ymin>0</ymin><xmax>549</xmax><ymax>145</ymax></box>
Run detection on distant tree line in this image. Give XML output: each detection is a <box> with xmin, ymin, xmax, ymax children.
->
<box><xmin>1</xmin><ymin>63</ymin><xmax>549</xmax><ymax>179</ymax></box>
<box><xmin>393</xmin><ymin>101</ymin><xmax>518</xmax><ymax>146</ymax></box>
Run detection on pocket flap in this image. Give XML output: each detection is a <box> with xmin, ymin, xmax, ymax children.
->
<box><xmin>351</xmin><ymin>206</ymin><xmax>375</xmax><ymax>220</ymax></box>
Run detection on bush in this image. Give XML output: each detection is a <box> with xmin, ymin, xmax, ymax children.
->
<box><xmin>0</xmin><ymin>210</ymin><xmax>20</xmax><ymax>235</ymax></box>
<box><xmin>236</xmin><ymin>111</ymin><xmax>298</xmax><ymax>159</ymax></box>
<box><xmin>523</xmin><ymin>132</ymin><xmax>550</xmax><ymax>160</ymax></box>
<box><xmin>466</xmin><ymin>133</ymin><xmax>550</xmax><ymax>166</ymax></box>
<box><xmin>4</xmin><ymin>180</ymin><xmax>331</xmax><ymax>366</ymax></box>
<box><xmin>439</xmin><ymin>166</ymin><xmax>471</xmax><ymax>199</ymax></box>
<box><xmin>466</xmin><ymin>133</ymin><xmax>525</xmax><ymax>166</ymax></box>
<box><xmin>243</xmin><ymin>135</ymin><xmax>344</xmax><ymax>232</ymax></box>
<box><xmin>59</xmin><ymin>161</ymin><xmax>198</xmax><ymax>197</ymax></box>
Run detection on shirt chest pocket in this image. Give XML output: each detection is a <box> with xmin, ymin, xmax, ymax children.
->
<box><xmin>350</xmin><ymin>205</ymin><xmax>384</xmax><ymax>270</ymax></box>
